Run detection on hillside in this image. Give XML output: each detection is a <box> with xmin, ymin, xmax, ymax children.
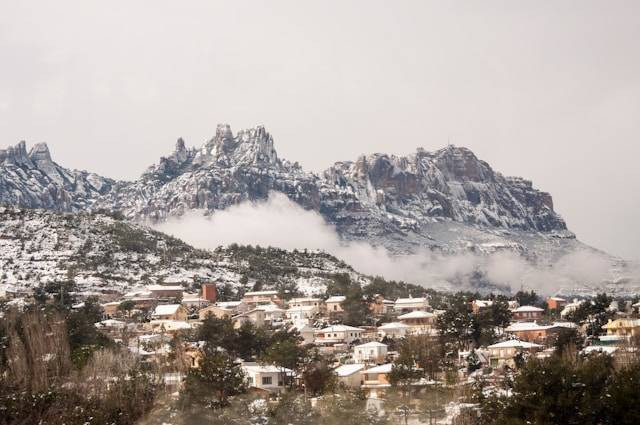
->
<box><xmin>0</xmin><ymin>207</ymin><xmax>364</xmax><ymax>298</ymax></box>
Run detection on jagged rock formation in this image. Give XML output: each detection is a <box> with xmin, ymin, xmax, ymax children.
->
<box><xmin>0</xmin><ymin>141</ymin><xmax>115</xmax><ymax>211</ymax></box>
<box><xmin>0</xmin><ymin>124</ymin><xmax>581</xmax><ymax>256</ymax></box>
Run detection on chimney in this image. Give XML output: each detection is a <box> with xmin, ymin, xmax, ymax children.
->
<box><xmin>202</xmin><ymin>283</ymin><xmax>217</xmax><ymax>303</ymax></box>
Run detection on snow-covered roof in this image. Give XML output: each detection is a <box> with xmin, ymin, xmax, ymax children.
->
<box><xmin>378</xmin><ymin>322</ymin><xmax>410</xmax><ymax>330</ymax></box>
<box><xmin>398</xmin><ymin>310</ymin><xmax>434</xmax><ymax>320</ymax></box>
<box><xmin>505</xmin><ymin>322</ymin><xmax>552</xmax><ymax>332</ymax></box>
<box><xmin>242</xmin><ymin>363</ymin><xmax>293</xmax><ymax>374</ymax></box>
<box><xmin>363</xmin><ymin>363</ymin><xmax>393</xmax><ymax>374</ymax></box>
<box><xmin>512</xmin><ymin>305</ymin><xmax>544</xmax><ymax>313</ymax></box>
<box><xmin>326</xmin><ymin>295</ymin><xmax>346</xmax><ymax>303</ymax></box>
<box><xmin>552</xmin><ymin>321</ymin><xmax>578</xmax><ymax>329</ymax></box>
<box><xmin>548</xmin><ymin>296</ymin><xmax>566</xmax><ymax>302</ymax></box>
<box><xmin>488</xmin><ymin>340</ymin><xmax>542</xmax><ymax>349</ymax></box>
<box><xmin>95</xmin><ymin>319</ymin><xmax>126</xmax><ymax>328</ymax></box>
<box><xmin>355</xmin><ymin>341</ymin><xmax>387</xmax><ymax>349</ymax></box>
<box><xmin>147</xmin><ymin>285</ymin><xmax>183</xmax><ymax>292</ymax></box>
<box><xmin>473</xmin><ymin>300</ymin><xmax>493</xmax><ymax>307</ymax></box>
<box><xmin>256</xmin><ymin>304</ymin><xmax>285</xmax><ymax>312</ymax></box>
<box><xmin>216</xmin><ymin>301</ymin><xmax>243</xmax><ymax>308</ymax></box>
<box><xmin>244</xmin><ymin>290</ymin><xmax>279</xmax><ymax>297</ymax></box>
<box><xmin>286</xmin><ymin>305</ymin><xmax>316</xmax><ymax>312</ymax></box>
<box><xmin>395</xmin><ymin>297</ymin><xmax>428</xmax><ymax>305</ymax></box>
<box><xmin>320</xmin><ymin>324</ymin><xmax>364</xmax><ymax>332</ymax></box>
<box><xmin>149</xmin><ymin>320</ymin><xmax>192</xmax><ymax>331</ymax></box>
<box><xmin>289</xmin><ymin>297</ymin><xmax>322</xmax><ymax>303</ymax></box>
<box><xmin>334</xmin><ymin>363</ymin><xmax>365</xmax><ymax>377</ymax></box>
<box><xmin>153</xmin><ymin>304</ymin><xmax>182</xmax><ymax>316</ymax></box>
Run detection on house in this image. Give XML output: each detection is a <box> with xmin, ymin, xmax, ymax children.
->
<box><xmin>286</xmin><ymin>305</ymin><xmax>317</xmax><ymax>325</ymax></box>
<box><xmin>511</xmin><ymin>305</ymin><xmax>544</xmax><ymax>321</ymax></box>
<box><xmin>601</xmin><ymin>318</ymin><xmax>640</xmax><ymax>338</ymax></box>
<box><xmin>315</xmin><ymin>325</ymin><xmax>365</xmax><ymax>344</ymax></box>
<box><xmin>152</xmin><ymin>304</ymin><xmax>188</xmax><ymax>321</ymax></box>
<box><xmin>216</xmin><ymin>301</ymin><xmax>249</xmax><ymax>314</ymax></box>
<box><xmin>377</xmin><ymin>322</ymin><xmax>411</xmax><ymax>339</ymax></box>
<box><xmin>198</xmin><ymin>304</ymin><xmax>234</xmax><ymax>320</ymax></box>
<box><xmin>505</xmin><ymin>322</ymin><xmax>557</xmax><ymax>344</ymax></box>
<box><xmin>181</xmin><ymin>293</ymin><xmax>207</xmax><ymax>309</ymax></box>
<box><xmin>398</xmin><ymin>310</ymin><xmax>436</xmax><ymax>333</ymax></box>
<box><xmin>334</xmin><ymin>364</ymin><xmax>365</xmax><ymax>388</ymax></box>
<box><xmin>361</xmin><ymin>363</ymin><xmax>393</xmax><ymax>397</ymax></box>
<box><xmin>326</xmin><ymin>295</ymin><xmax>346</xmax><ymax>314</ymax></box>
<box><xmin>288</xmin><ymin>297</ymin><xmax>324</xmax><ymax>313</ymax></box>
<box><xmin>95</xmin><ymin>319</ymin><xmax>127</xmax><ymax>330</ymax></box>
<box><xmin>488</xmin><ymin>340</ymin><xmax>543</xmax><ymax>368</ymax></box>
<box><xmin>241</xmin><ymin>362</ymin><xmax>293</xmax><ymax>393</ymax></box>
<box><xmin>368</xmin><ymin>294</ymin><xmax>395</xmax><ymax>315</ymax></box>
<box><xmin>394</xmin><ymin>297</ymin><xmax>430</xmax><ymax>313</ymax></box>
<box><xmin>242</xmin><ymin>291</ymin><xmax>283</xmax><ymax>308</ymax></box>
<box><xmin>232</xmin><ymin>309</ymin><xmax>266</xmax><ymax>328</ymax></box>
<box><xmin>291</xmin><ymin>324</ymin><xmax>315</xmax><ymax>345</ymax></box>
<box><xmin>148</xmin><ymin>320</ymin><xmax>193</xmax><ymax>333</ymax></box>
<box><xmin>147</xmin><ymin>285</ymin><xmax>184</xmax><ymax>299</ymax></box>
<box><xmin>256</xmin><ymin>304</ymin><xmax>286</xmax><ymax>324</ymax></box>
<box><xmin>353</xmin><ymin>341</ymin><xmax>388</xmax><ymax>364</ymax></box>
<box><xmin>102</xmin><ymin>301</ymin><xmax>121</xmax><ymax>317</ymax></box>
<box><xmin>546</xmin><ymin>296</ymin><xmax>567</xmax><ymax>311</ymax></box>
<box><xmin>471</xmin><ymin>300</ymin><xmax>493</xmax><ymax>314</ymax></box>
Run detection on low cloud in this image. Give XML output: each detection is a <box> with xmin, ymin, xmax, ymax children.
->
<box><xmin>153</xmin><ymin>193</ymin><xmax>621</xmax><ymax>295</ymax></box>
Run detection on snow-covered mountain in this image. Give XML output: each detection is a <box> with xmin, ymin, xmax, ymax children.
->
<box><xmin>0</xmin><ymin>207</ymin><xmax>362</xmax><ymax>297</ymax></box>
<box><xmin>1</xmin><ymin>125</ymin><xmax>638</xmax><ymax>295</ymax></box>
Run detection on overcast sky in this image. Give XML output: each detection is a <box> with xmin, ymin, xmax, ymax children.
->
<box><xmin>0</xmin><ymin>1</ymin><xmax>638</xmax><ymax>261</ymax></box>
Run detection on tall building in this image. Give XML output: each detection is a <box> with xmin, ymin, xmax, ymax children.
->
<box><xmin>201</xmin><ymin>283</ymin><xmax>217</xmax><ymax>303</ymax></box>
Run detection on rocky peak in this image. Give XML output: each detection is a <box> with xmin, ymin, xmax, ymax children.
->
<box><xmin>171</xmin><ymin>138</ymin><xmax>189</xmax><ymax>164</ymax></box>
<box><xmin>433</xmin><ymin>145</ymin><xmax>494</xmax><ymax>182</ymax></box>
<box><xmin>28</xmin><ymin>143</ymin><xmax>53</xmax><ymax>164</ymax></box>
<box><xmin>0</xmin><ymin>141</ymin><xmax>33</xmax><ymax>167</ymax></box>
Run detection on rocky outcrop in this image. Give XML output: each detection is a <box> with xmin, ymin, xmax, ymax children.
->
<box><xmin>0</xmin><ymin>126</ymin><xmax>571</xmax><ymax>253</ymax></box>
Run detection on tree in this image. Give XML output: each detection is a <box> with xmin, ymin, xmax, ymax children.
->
<box><xmin>181</xmin><ymin>350</ymin><xmax>247</xmax><ymax>410</ymax></box>
<box><xmin>466</xmin><ymin>349</ymin><xmax>481</xmax><ymax>373</ymax></box>
<box><xmin>553</xmin><ymin>328</ymin><xmax>583</xmax><ymax>356</ymax></box>
<box><xmin>117</xmin><ymin>300</ymin><xmax>136</xmax><ymax>317</ymax></box>
<box><xmin>514</xmin><ymin>290</ymin><xmax>540</xmax><ymax>307</ymax></box>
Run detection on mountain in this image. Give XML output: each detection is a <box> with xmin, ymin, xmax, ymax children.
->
<box><xmin>0</xmin><ymin>141</ymin><xmax>116</xmax><ymax>210</ymax></box>
<box><xmin>1</xmin><ymin>125</ymin><xmax>638</xmax><ymax>294</ymax></box>
<box><xmin>0</xmin><ymin>207</ymin><xmax>363</xmax><ymax>297</ymax></box>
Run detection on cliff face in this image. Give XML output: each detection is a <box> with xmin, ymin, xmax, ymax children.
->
<box><xmin>0</xmin><ymin>125</ymin><xmax>569</xmax><ymax>255</ymax></box>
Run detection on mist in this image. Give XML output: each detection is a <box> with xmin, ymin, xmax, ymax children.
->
<box><xmin>153</xmin><ymin>193</ymin><xmax>618</xmax><ymax>295</ymax></box>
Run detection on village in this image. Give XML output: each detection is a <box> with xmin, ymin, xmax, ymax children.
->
<box><xmin>81</xmin><ymin>280</ymin><xmax>640</xmax><ymax>420</ymax></box>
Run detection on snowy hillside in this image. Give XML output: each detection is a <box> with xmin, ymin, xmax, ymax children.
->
<box><xmin>0</xmin><ymin>207</ymin><xmax>364</xmax><ymax>297</ymax></box>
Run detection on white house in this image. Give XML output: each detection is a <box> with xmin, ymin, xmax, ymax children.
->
<box><xmin>377</xmin><ymin>322</ymin><xmax>410</xmax><ymax>339</ymax></box>
<box><xmin>152</xmin><ymin>304</ymin><xmax>188</xmax><ymax>321</ymax></box>
<box><xmin>288</xmin><ymin>297</ymin><xmax>324</xmax><ymax>313</ymax></box>
<box><xmin>394</xmin><ymin>297</ymin><xmax>430</xmax><ymax>313</ymax></box>
<box><xmin>398</xmin><ymin>310</ymin><xmax>436</xmax><ymax>333</ymax></box>
<box><xmin>241</xmin><ymin>362</ymin><xmax>293</xmax><ymax>393</ymax></box>
<box><xmin>511</xmin><ymin>305</ymin><xmax>544</xmax><ymax>321</ymax></box>
<box><xmin>334</xmin><ymin>363</ymin><xmax>365</xmax><ymax>388</ymax></box>
<box><xmin>488</xmin><ymin>340</ymin><xmax>543</xmax><ymax>368</ymax></box>
<box><xmin>286</xmin><ymin>305</ymin><xmax>317</xmax><ymax>325</ymax></box>
<box><xmin>316</xmin><ymin>324</ymin><xmax>365</xmax><ymax>344</ymax></box>
<box><xmin>326</xmin><ymin>296</ymin><xmax>346</xmax><ymax>314</ymax></box>
<box><xmin>291</xmin><ymin>324</ymin><xmax>315</xmax><ymax>345</ymax></box>
<box><xmin>353</xmin><ymin>341</ymin><xmax>388</xmax><ymax>364</ymax></box>
<box><xmin>256</xmin><ymin>304</ymin><xmax>286</xmax><ymax>323</ymax></box>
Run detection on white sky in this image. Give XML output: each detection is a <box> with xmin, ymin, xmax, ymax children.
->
<box><xmin>0</xmin><ymin>1</ymin><xmax>638</xmax><ymax>261</ymax></box>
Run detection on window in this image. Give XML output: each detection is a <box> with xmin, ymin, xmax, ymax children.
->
<box><xmin>262</xmin><ymin>376</ymin><xmax>272</xmax><ymax>385</ymax></box>
<box><xmin>334</xmin><ymin>305</ymin><xmax>337</xmax><ymax>311</ymax></box>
